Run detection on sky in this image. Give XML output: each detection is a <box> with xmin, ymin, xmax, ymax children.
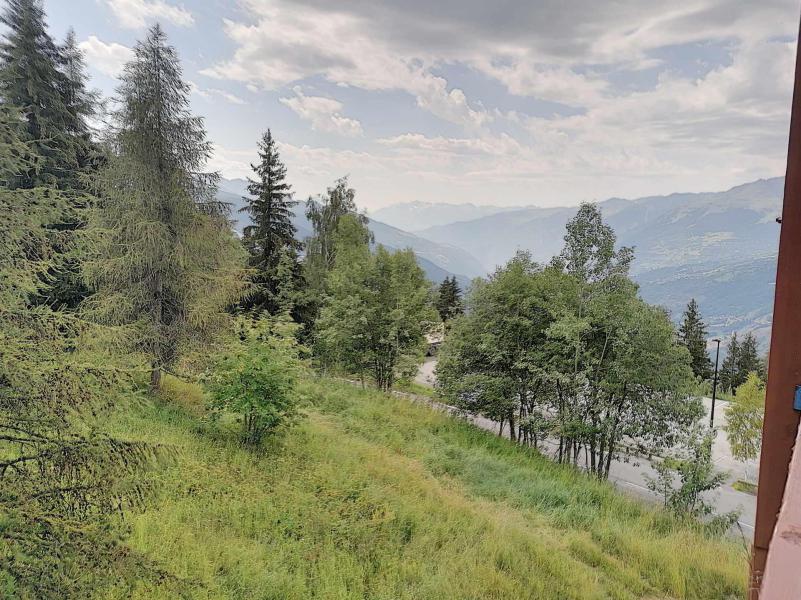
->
<box><xmin>45</xmin><ymin>0</ymin><xmax>801</xmax><ymax>210</ymax></box>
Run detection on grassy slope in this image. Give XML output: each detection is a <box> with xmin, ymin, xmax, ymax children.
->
<box><xmin>99</xmin><ymin>378</ymin><xmax>747</xmax><ymax>600</ymax></box>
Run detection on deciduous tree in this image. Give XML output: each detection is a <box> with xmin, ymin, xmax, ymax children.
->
<box><xmin>725</xmin><ymin>372</ymin><xmax>765</xmax><ymax>464</ymax></box>
<box><xmin>316</xmin><ymin>219</ymin><xmax>436</xmax><ymax>391</ymax></box>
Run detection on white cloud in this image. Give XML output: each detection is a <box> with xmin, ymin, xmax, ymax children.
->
<box><xmin>473</xmin><ymin>61</ymin><xmax>608</xmax><ymax>107</ymax></box>
<box><xmin>201</xmin><ymin>0</ymin><xmax>797</xmax><ymax>207</ymax></box>
<box><xmin>78</xmin><ymin>36</ymin><xmax>133</xmax><ymax>77</ymax></box>
<box><xmin>101</xmin><ymin>0</ymin><xmax>194</xmax><ymax>29</ymax></box>
<box><xmin>189</xmin><ymin>82</ymin><xmax>246</xmax><ymax>105</ymax></box>
<box><xmin>200</xmin><ymin>4</ymin><xmax>490</xmax><ymax>128</ymax></box>
<box><xmin>279</xmin><ymin>87</ymin><xmax>363</xmax><ymax>136</ymax></box>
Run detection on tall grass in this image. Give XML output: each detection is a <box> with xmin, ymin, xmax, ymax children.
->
<box><xmin>98</xmin><ymin>377</ymin><xmax>747</xmax><ymax>599</ymax></box>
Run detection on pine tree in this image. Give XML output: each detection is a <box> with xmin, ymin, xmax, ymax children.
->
<box><xmin>0</xmin><ymin>0</ymin><xmax>88</xmax><ymax>187</ymax></box>
<box><xmin>736</xmin><ymin>332</ymin><xmax>761</xmax><ymax>388</ymax></box>
<box><xmin>0</xmin><ymin>2</ymin><xmax>100</xmax><ymax>308</ymax></box>
<box><xmin>59</xmin><ymin>28</ymin><xmax>99</xmax><ymax>173</ymax></box>
<box><xmin>84</xmin><ymin>25</ymin><xmax>246</xmax><ymax>389</ymax></box>
<box><xmin>436</xmin><ymin>276</ymin><xmax>463</xmax><ymax>323</ymax></box>
<box><xmin>720</xmin><ymin>333</ymin><xmax>740</xmax><ymax>393</ymax></box>
<box><xmin>678</xmin><ymin>299</ymin><xmax>712</xmax><ymax>380</ymax></box>
<box><xmin>0</xmin><ymin>100</ymin><xmax>160</xmax><ymax>599</ymax></box>
<box><xmin>240</xmin><ymin>129</ymin><xmax>301</xmax><ymax>313</ymax></box>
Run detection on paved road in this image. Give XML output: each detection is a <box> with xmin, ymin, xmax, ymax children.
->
<box><xmin>414</xmin><ymin>357</ymin><xmax>757</xmax><ymax>537</ymax></box>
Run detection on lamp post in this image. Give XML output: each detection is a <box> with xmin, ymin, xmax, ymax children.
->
<box><xmin>710</xmin><ymin>338</ymin><xmax>721</xmax><ymax>429</ymax></box>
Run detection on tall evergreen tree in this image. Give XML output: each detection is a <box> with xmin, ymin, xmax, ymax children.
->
<box><xmin>736</xmin><ymin>332</ymin><xmax>761</xmax><ymax>388</ymax></box>
<box><xmin>720</xmin><ymin>333</ymin><xmax>740</xmax><ymax>393</ymax></box>
<box><xmin>0</xmin><ymin>98</ymin><xmax>159</xmax><ymax>599</ymax></box>
<box><xmin>0</xmin><ymin>2</ymin><xmax>99</xmax><ymax>308</ymax></box>
<box><xmin>678</xmin><ymin>298</ymin><xmax>713</xmax><ymax>380</ymax></box>
<box><xmin>59</xmin><ymin>28</ymin><xmax>99</xmax><ymax>171</ymax></box>
<box><xmin>0</xmin><ymin>0</ymin><xmax>89</xmax><ymax>187</ymax></box>
<box><xmin>436</xmin><ymin>276</ymin><xmax>463</xmax><ymax>323</ymax></box>
<box><xmin>240</xmin><ymin>129</ymin><xmax>301</xmax><ymax>313</ymax></box>
<box><xmin>85</xmin><ymin>25</ymin><xmax>246</xmax><ymax>389</ymax></box>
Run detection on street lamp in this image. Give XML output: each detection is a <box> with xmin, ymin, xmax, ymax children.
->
<box><xmin>709</xmin><ymin>338</ymin><xmax>721</xmax><ymax>428</ymax></box>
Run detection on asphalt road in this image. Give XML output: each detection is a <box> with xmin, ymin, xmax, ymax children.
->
<box><xmin>414</xmin><ymin>357</ymin><xmax>757</xmax><ymax>537</ymax></box>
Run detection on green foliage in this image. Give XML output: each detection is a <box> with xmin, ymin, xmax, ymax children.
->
<box><xmin>96</xmin><ymin>377</ymin><xmax>746</xmax><ymax>599</ymax></box>
<box><xmin>208</xmin><ymin>318</ymin><xmax>303</xmax><ymax>445</ymax></box>
<box><xmin>0</xmin><ymin>1</ymin><xmax>99</xmax><ymax>308</ymax></box>
<box><xmin>0</xmin><ymin>0</ymin><xmax>95</xmax><ymax>188</ymax></box>
<box><xmin>725</xmin><ymin>372</ymin><xmax>765</xmax><ymax>463</ymax></box>
<box><xmin>299</xmin><ymin>177</ymin><xmax>370</xmax><ymax>332</ymax></box>
<box><xmin>0</xmin><ymin>100</ymin><xmax>161</xmax><ymax>598</ymax></box>
<box><xmin>679</xmin><ymin>298</ymin><xmax>713</xmax><ymax>380</ymax></box>
<box><xmin>439</xmin><ymin>207</ymin><xmax>697</xmax><ymax>479</ymax></box>
<box><xmin>84</xmin><ymin>25</ymin><xmax>247</xmax><ymax>389</ymax></box>
<box><xmin>315</xmin><ymin>222</ymin><xmax>438</xmax><ymax>390</ymax></box>
<box><xmin>646</xmin><ymin>426</ymin><xmax>738</xmax><ymax>533</ymax></box>
<box><xmin>720</xmin><ymin>332</ymin><xmax>761</xmax><ymax>394</ymax></box>
<box><xmin>240</xmin><ymin>129</ymin><xmax>302</xmax><ymax>314</ymax></box>
<box><xmin>435</xmin><ymin>275</ymin><xmax>463</xmax><ymax>323</ymax></box>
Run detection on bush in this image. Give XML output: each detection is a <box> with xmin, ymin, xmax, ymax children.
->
<box><xmin>159</xmin><ymin>374</ymin><xmax>207</xmax><ymax>416</ymax></box>
<box><xmin>207</xmin><ymin>317</ymin><xmax>304</xmax><ymax>445</ymax></box>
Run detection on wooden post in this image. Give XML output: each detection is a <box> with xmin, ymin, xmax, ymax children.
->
<box><xmin>749</xmin><ymin>12</ymin><xmax>801</xmax><ymax>597</ymax></box>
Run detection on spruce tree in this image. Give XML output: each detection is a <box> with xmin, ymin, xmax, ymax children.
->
<box><xmin>436</xmin><ymin>276</ymin><xmax>463</xmax><ymax>323</ymax></box>
<box><xmin>240</xmin><ymin>129</ymin><xmax>301</xmax><ymax>313</ymax></box>
<box><xmin>0</xmin><ymin>3</ymin><xmax>98</xmax><ymax>307</ymax></box>
<box><xmin>720</xmin><ymin>333</ymin><xmax>740</xmax><ymax>393</ymax></box>
<box><xmin>59</xmin><ymin>28</ymin><xmax>99</xmax><ymax>172</ymax></box>
<box><xmin>678</xmin><ymin>298</ymin><xmax>712</xmax><ymax>380</ymax></box>
<box><xmin>736</xmin><ymin>333</ymin><xmax>761</xmax><ymax>388</ymax></box>
<box><xmin>85</xmin><ymin>25</ymin><xmax>246</xmax><ymax>389</ymax></box>
<box><xmin>0</xmin><ymin>0</ymin><xmax>88</xmax><ymax>187</ymax></box>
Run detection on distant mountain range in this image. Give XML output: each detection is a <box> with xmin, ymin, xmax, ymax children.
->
<box><xmin>408</xmin><ymin>178</ymin><xmax>782</xmax><ymax>344</ymax></box>
<box><xmin>216</xmin><ymin>178</ymin><xmax>480</xmax><ymax>288</ymax></box>
<box><xmin>219</xmin><ymin>176</ymin><xmax>783</xmax><ymax>345</ymax></box>
<box><xmin>412</xmin><ymin>178</ymin><xmax>783</xmax><ymax>275</ymax></box>
<box><xmin>370</xmin><ymin>201</ymin><xmax>525</xmax><ymax>232</ymax></box>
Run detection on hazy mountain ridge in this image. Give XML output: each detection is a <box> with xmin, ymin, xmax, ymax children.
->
<box><xmin>413</xmin><ymin>177</ymin><xmax>783</xmax><ymax>342</ymax></box>
<box><xmin>370</xmin><ymin>201</ymin><xmax>526</xmax><ymax>232</ymax></box>
<box><xmin>416</xmin><ymin>177</ymin><xmax>783</xmax><ymax>275</ymax></box>
<box><xmin>217</xmin><ymin>178</ymin><xmax>478</xmax><ymax>287</ymax></box>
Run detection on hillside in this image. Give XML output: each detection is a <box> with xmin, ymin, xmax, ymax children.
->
<box><xmin>101</xmin><ymin>378</ymin><xmax>746</xmax><ymax>599</ymax></box>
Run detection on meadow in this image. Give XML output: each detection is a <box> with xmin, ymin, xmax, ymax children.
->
<box><xmin>98</xmin><ymin>376</ymin><xmax>747</xmax><ymax>600</ymax></box>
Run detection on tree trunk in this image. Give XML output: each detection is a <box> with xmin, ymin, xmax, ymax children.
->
<box><xmin>150</xmin><ymin>360</ymin><xmax>161</xmax><ymax>390</ymax></box>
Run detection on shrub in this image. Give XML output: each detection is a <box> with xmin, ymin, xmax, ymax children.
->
<box><xmin>207</xmin><ymin>317</ymin><xmax>304</xmax><ymax>445</ymax></box>
<box><xmin>159</xmin><ymin>374</ymin><xmax>207</xmax><ymax>416</ymax></box>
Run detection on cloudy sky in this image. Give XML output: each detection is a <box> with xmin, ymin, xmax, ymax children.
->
<box><xmin>47</xmin><ymin>0</ymin><xmax>800</xmax><ymax>209</ymax></box>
